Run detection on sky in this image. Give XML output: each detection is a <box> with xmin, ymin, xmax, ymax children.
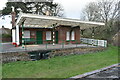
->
<box><xmin>0</xmin><ymin>0</ymin><xmax>97</xmax><ymax>29</ymax></box>
<box><xmin>54</xmin><ymin>0</ymin><xmax>97</xmax><ymax>19</ymax></box>
<box><xmin>0</xmin><ymin>0</ymin><xmax>98</xmax><ymax>19</ymax></box>
<box><xmin>0</xmin><ymin>15</ymin><xmax>12</xmax><ymax>29</ymax></box>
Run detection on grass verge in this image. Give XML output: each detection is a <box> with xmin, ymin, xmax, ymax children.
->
<box><xmin>2</xmin><ymin>45</ymin><xmax>118</xmax><ymax>78</ymax></box>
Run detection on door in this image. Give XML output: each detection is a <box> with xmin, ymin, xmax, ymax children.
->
<box><xmin>55</xmin><ymin>31</ymin><xmax>58</xmax><ymax>44</ymax></box>
<box><xmin>36</xmin><ymin>31</ymin><xmax>43</xmax><ymax>44</ymax></box>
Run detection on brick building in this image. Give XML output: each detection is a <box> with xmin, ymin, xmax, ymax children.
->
<box><xmin>12</xmin><ymin>13</ymin><xmax>105</xmax><ymax>46</ymax></box>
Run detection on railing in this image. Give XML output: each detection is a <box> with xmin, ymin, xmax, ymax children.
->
<box><xmin>80</xmin><ymin>38</ymin><xmax>107</xmax><ymax>47</ymax></box>
<box><xmin>20</xmin><ymin>39</ymin><xmax>84</xmax><ymax>51</ymax></box>
<box><xmin>1</xmin><ymin>38</ymin><xmax>107</xmax><ymax>53</ymax></box>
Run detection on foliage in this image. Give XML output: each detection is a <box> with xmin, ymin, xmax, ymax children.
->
<box><xmin>82</xmin><ymin>20</ymin><xmax>119</xmax><ymax>41</ymax></box>
<box><xmin>80</xmin><ymin>0</ymin><xmax>120</xmax><ymax>43</ymax></box>
<box><xmin>81</xmin><ymin>0</ymin><xmax>119</xmax><ymax>22</ymax></box>
<box><xmin>81</xmin><ymin>2</ymin><xmax>101</xmax><ymax>22</ymax></box>
<box><xmin>2</xmin><ymin>45</ymin><xmax>118</xmax><ymax>78</ymax></box>
<box><xmin>2</xmin><ymin>34</ymin><xmax>12</xmax><ymax>38</ymax></box>
<box><xmin>2</xmin><ymin>1</ymin><xmax>64</xmax><ymax>17</ymax></box>
<box><xmin>0</xmin><ymin>10</ymin><xmax>1</xmax><ymax>13</ymax></box>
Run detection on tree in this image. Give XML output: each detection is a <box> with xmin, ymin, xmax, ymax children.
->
<box><xmin>80</xmin><ymin>0</ymin><xmax>119</xmax><ymax>41</ymax></box>
<box><xmin>81</xmin><ymin>0</ymin><xmax>119</xmax><ymax>22</ymax></box>
<box><xmin>2</xmin><ymin>1</ymin><xmax>64</xmax><ymax>17</ymax></box>
<box><xmin>2</xmin><ymin>2</ymin><xmax>27</xmax><ymax>15</ymax></box>
<box><xmin>0</xmin><ymin>10</ymin><xmax>2</xmax><ymax>17</ymax></box>
<box><xmin>25</xmin><ymin>2</ymin><xmax>64</xmax><ymax>17</ymax></box>
<box><xmin>81</xmin><ymin>2</ymin><xmax>101</xmax><ymax>22</ymax></box>
<box><xmin>97</xmin><ymin>0</ymin><xmax>119</xmax><ymax>31</ymax></box>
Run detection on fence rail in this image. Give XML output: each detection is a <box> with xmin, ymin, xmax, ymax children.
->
<box><xmin>22</xmin><ymin>39</ymin><xmax>81</xmax><ymax>50</ymax></box>
<box><xmin>5</xmin><ymin>39</ymin><xmax>107</xmax><ymax>53</ymax></box>
<box><xmin>80</xmin><ymin>38</ymin><xmax>107</xmax><ymax>47</ymax></box>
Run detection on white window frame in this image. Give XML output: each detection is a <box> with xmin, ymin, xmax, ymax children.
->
<box><xmin>71</xmin><ymin>31</ymin><xmax>75</xmax><ymax>40</ymax></box>
<box><xmin>24</xmin><ymin>30</ymin><xmax>30</xmax><ymax>38</ymax></box>
<box><xmin>46</xmin><ymin>31</ymin><xmax>52</xmax><ymax>40</ymax></box>
<box><xmin>66</xmin><ymin>31</ymin><xmax>70</xmax><ymax>41</ymax></box>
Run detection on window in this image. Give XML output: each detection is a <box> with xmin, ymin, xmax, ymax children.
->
<box><xmin>66</xmin><ymin>31</ymin><xmax>70</xmax><ymax>41</ymax></box>
<box><xmin>71</xmin><ymin>31</ymin><xmax>75</xmax><ymax>40</ymax></box>
<box><xmin>31</xmin><ymin>31</ymin><xmax>35</xmax><ymax>37</ymax></box>
<box><xmin>46</xmin><ymin>31</ymin><xmax>51</xmax><ymax>40</ymax></box>
<box><xmin>24</xmin><ymin>30</ymin><xmax>30</xmax><ymax>38</ymax></box>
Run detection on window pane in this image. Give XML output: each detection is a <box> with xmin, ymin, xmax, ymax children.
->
<box><xmin>71</xmin><ymin>31</ymin><xmax>75</xmax><ymax>40</ymax></box>
<box><xmin>24</xmin><ymin>30</ymin><xmax>30</xmax><ymax>38</ymax></box>
<box><xmin>46</xmin><ymin>31</ymin><xmax>51</xmax><ymax>40</ymax></box>
<box><xmin>66</xmin><ymin>31</ymin><xmax>70</xmax><ymax>40</ymax></box>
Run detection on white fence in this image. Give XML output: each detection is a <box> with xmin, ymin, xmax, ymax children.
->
<box><xmin>80</xmin><ymin>38</ymin><xmax>107</xmax><ymax>47</ymax></box>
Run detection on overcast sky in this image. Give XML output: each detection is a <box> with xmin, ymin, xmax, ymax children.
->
<box><xmin>0</xmin><ymin>0</ymin><xmax>97</xmax><ymax>29</ymax></box>
<box><xmin>0</xmin><ymin>0</ymin><xmax>98</xmax><ymax>19</ymax></box>
<box><xmin>54</xmin><ymin>0</ymin><xmax>97</xmax><ymax>19</ymax></box>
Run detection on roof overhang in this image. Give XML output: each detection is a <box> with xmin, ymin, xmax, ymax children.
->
<box><xmin>16</xmin><ymin>13</ymin><xmax>105</xmax><ymax>29</ymax></box>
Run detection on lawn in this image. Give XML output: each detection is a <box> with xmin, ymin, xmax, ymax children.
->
<box><xmin>2</xmin><ymin>45</ymin><xmax>119</xmax><ymax>78</ymax></box>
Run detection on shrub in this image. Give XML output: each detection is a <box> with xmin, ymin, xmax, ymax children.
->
<box><xmin>2</xmin><ymin>34</ymin><xmax>12</xmax><ymax>38</ymax></box>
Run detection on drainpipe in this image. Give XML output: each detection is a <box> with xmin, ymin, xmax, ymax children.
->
<box><xmin>11</xmin><ymin>6</ymin><xmax>17</xmax><ymax>46</ymax></box>
<box><xmin>16</xmin><ymin>25</ymin><xmax>20</xmax><ymax>46</ymax></box>
<box><xmin>11</xmin><ymin>6</ymin><xmax>16</xmax><ymax>28</ymax></box>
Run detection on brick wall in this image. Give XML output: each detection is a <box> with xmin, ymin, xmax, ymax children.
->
<box><xmin>19</xmin><ymin>26</ymin><xmax>80</xmax><ymax>45</ymax></box>
<box><xmin>74</xmin><ymin>26</ymin><xmax>80</xmax><ymax>43</ymax></box>
<box><xmin>19</xmin><ymin>28</ymin><xmax>53</xmax><ymax>44</ymax></box>
<box><xmin>57</xmin><ymin>26</ymin><xmax>80</xmax><ymax>44</ymax></box>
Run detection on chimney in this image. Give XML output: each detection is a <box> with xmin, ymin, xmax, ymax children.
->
<box><xmin>11</xmin><ymin>6</ymin><xmax>16</xmax><ymax>28</ymax></box>
<box><xmin>2</xmin><ymin>25</ymin><xmax>4</xmax><ymax>28</ymax></box>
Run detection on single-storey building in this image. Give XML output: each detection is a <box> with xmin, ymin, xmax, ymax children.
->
<box><xmin>12</xmin><ymin>12</ymin><xmax>105</xmax><ymax>47</ymax></box>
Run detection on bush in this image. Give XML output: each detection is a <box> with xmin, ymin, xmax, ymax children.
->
<box><xmin>2</xmin><ymin>34</ymin><xmax>12</xmax><ymax>38</ymax></box>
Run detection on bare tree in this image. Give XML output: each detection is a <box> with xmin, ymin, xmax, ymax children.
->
<box><xmin>115</xmin><ymin>1</ymin><xmax>120</xmax><ymax>21</ymax></box>
<box><xmin>81</xmin><ymin>0</ymin><xmax>119</xmax><ymax>22</ymax></box>
<box><xmin>98</xmin><ymin>0</ymin><xmax>119</xmax><ymax>23</ymax></box>
<box><xmin>80</xmin><ymin>0</ymin><xmax>119</xmax><ymax>40</ymax></box>
<box><xmin>52</xmin><ymin>3</ymin><xmax>64</xmax><ymax>17</ymax></box>
<box><xmin>81</xmin><ymin>2</ymin><xmax>101</xmax><ymax>22</ymax></box>
<box><xmin>81</xmin><ymin>0</ymin><xmax>119</xmax><ymax>31</ymax></box>
<box><xmin>98</xmin><ymin>0</ymin><xmax>119</xmax><ymax>33</ymax></box>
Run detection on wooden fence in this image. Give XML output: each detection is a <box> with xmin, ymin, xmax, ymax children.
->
<box><xmin>81</xmin><ymin>38</ymin><xmax>107</xmax><ymax>47</ymax></box>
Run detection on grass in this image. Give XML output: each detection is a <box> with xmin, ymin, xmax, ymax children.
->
<box><xmin>2</xmin><ymin>45</ymin><xmax>119</xmax><ymax>78</ymax></box>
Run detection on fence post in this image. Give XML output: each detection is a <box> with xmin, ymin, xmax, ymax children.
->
<box><xmin>97</xmin><ymin>40</ymin><xmax>98</xmax><ymax>46</ymax></box>
<box><xmin>46</xmin><ymin>40</ymin><xmax>47</xmax><ymax>49</ymax></box>
<box><xmin>62</xmin><ymin>40</ymin><xmax>64</xmax><ymax>48</ymax></box>
<box><xmin>76</xmin><ymin>40</ymin><xmax>77</xmax><ymax>47</ymax></box>
<box><xmin>104</xmin><ymin>40</ymin><xmax>106</xmax><ymax>47</ymax></box>
<box><xmin>92</xmin><ymin>39</ymin><xmax>94</xmax><ymax>46</ymax></box>
<box><xmin>87</xmin><ymin>39</ymin><xmax>89</xmax><ymax>46</ymax></box>
<box><xmin>24</xmin><ymin>40</ymin><xmax>27</xmax><ymax>51</ymax></box>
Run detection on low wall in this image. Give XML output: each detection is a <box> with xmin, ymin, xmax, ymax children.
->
<box><xmin>1</xmin><ymin>47</ymin><xmax>106</xmax><ymax>63</ymax></box>
<box><xmin>1</xmin><ymin>52</ymin><xmax>30</xmax><ymax>63</ymax></box>
<box><xmin>48</xmin><ymin>47</ymin><xmax>106</xmax><ymax>58</ymax></box>
<box><xmin>2</xmin><ymin>37</ymin><xmax>11</xmax><ymax>42</ymax></box>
